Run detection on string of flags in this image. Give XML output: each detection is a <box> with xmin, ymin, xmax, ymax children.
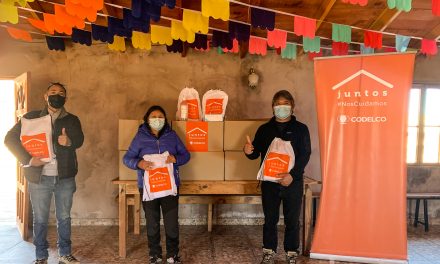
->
<box><xmin>0</xmin><ymin>0</ymin><xmax>439</xmax><ymax>57</ymax></box>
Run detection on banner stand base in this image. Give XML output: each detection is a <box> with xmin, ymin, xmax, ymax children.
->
<box><xmin>310</xmin><ymin>253</ymin><xmax>408</xmax><ymax>264</ymax></box>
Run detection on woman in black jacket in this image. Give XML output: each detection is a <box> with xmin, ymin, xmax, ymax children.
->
<box><xmin>244</xmin><ymin>90</ymin><xmax>311</xmax><ymax>264</ymax></box>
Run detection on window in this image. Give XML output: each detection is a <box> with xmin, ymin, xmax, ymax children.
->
<box><xmin>407</xmin><ymin>85</ymin><xmax>440</xmax><ymax>164</ymax></box>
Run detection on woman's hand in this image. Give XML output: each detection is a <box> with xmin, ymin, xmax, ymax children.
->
<box><xmin>138</xmin><ymin>160</ymin><xmax>154</xmax><ymax>171</ymax></box>
<box><xmin>166</xmin><ymin>155</ymin><xmax>176</xmax><ymax>164</ymax></box>
<box><xmin>277</xmin><ymin>173</ymin><xmax>293</xmax><ymax>187</ymax></box>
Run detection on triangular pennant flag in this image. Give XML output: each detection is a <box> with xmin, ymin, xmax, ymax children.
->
<box><xmin>294</xmin><ymin>16</ymin><xmax>316</xmax><ymax>38</ymax></box>
<box><xmin>201</xmin><ymin>0</ymin><xmax>229</xmax><ymax>21</ymax></box>
<box><xmin>332</xmin><ymin>23</ymin><xmax>351</xmax><ymax>43</ymax></box>
<box><xmin>166</xmin><ymin>39</ymin><xmax>183</xmax><ymax>53</ymax></box>
<box><xmin>72</xmin><ymin>28</ymin><xmax>92</xmax><ymax>46</ymax></box>
<box><xmin>303</xmin><ymin>36</ymin><xmax>320</xmax><ymax>53</ymax></box>
<box><xmin>6</xmin><ymin>27</ymin><xmax>32</xmax><ymax>42</ymax></box>
<box><xmin>387</xmin><ymin>0</ymin><xmax>412</xmax><ymax>12</ymax></box>
<box><xmin>364</xmin><ymin>30</ymin><xmax>382</xmax><ymax>49</ymax></box>
<box><xmin>0</xmin><ymin>3</ymin><xmax>18</xmax><ymax>24</ymax></box>
<box><xmin>151</xmin><ymin>25</ymin><xmax>173</xmax><ymax>45</ymax></box>
<box><xmin>182</xmin><ymin>10</ymin><xmax>209</xmax><ymax>34</ymax></box>
<box><xmin>132</xmin><ymin>31</ymin><xmax>151</xmax><ymax>50</ymax></box>
<box><xmin>46</xmin><ymin>36</ymin><xmax>65</xmax><ymax>51</ymax></box>
<box><xmin>251</xmin><ymin>7</ymin><xmax>276</xmax><ymax>31</ymax></box>
<box><xmin>281</xmin><ymin>43</ymin><xmax>297</xmax><ymax>60</ymax></box>
<box><xmin>92</xmin><ymin>24</ymin><xmax>114</xmax><ymax>43</ymax></box>
<box><xmin>332</xmin><ymin>41</ymin><xmax>349</xmax><ymax>56</ymax></box>
<box><xmin>108</xmin><ymin>36</ymin><xmax>126</xmax><ymax>51</ymax></box>
<box><xmin>421</xmin><ymin>39</ymin><xmax>438</xmax><ymax>55</ymax></box>
<box><xmin>229</xmin><ymin>21</ymin><xmax>250</xmax><ymax>41</ymax></box>
<box><xmin>267</xmin><ymin>29</ymin><xmax>287</xmax><ymax>49</ymax></box>
<box><xmin>434</xmin><ymin>0</ymin><xmax>440</xmax><ymax>16</ymax></box>
<box><xmin>249</xmin><ymin>36</ymin><xmax>267</xmax><ymax>56</ymax></box>
<box><xmin>360</xmin><ymin>43</ymin><xmax>375</xmax><ymax>54</ymax></box>
<box><xmin>396</xmin><ymin>35</ymin><xmax>410</xmax><ymax>52</ymax></box>
<box><xmin>341</xmin><ymin>0</ymin><xmax>368</xmax><ymax>6</ymax></box>
<box><xmin>171</xmin><ymin>20</ymin><xmax>195</xmax><ymax>43</ymax></box>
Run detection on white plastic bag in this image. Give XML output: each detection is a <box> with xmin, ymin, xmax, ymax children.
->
<box><xmin>257</xmin><ymin>138</ymin><xmax>295</xmax><ymax>182</ymax></box>
<box><xmin>202</xmin><ymin>89</ymin><xmax>228</xmax><ymax>121</ymax></box>
<box><xmin>142</xmin><ymin>151</ymin><xmax>178</xmax><ymax>201</ymax></box>
<box><xmin>176</xmin><ymin>87</ymin><xmax>202</xmax><ymax>121</ymax></box>
<box><xmin>20</xmin><ymin>115</ymin><xmax>54</xmax><ymax>163</ymax></box>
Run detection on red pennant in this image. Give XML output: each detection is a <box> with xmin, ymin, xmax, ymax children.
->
<box><xmin>342</xmin><ymin>0</ymin><xmax>368</xmax><ymax>6</ymax></box>
<box><xmin>421</xmin><ymin>39</ymin><xmax>438</xmax><ymax>55</ymax></box>
<box><xmin>294</xmin><ymin>16</ymin><xmax>316</xmax><ymax>38</ymax></box>
<box><xmin>308</xmin><ymin>49</ymin><xmax>323</xmax><ymax>60</ymax></box>
<box><xmin>433</xmin><ymin>0</ymin><xmax>440</xmax><ymax>16</ymax></box>
<box><xmin>332</xmin><ymin>42</ymin><xmax>349</xmax><ymax>56</ymax></box>
<box><xmin>364</xmin><ymin>30</ymin><xmax>382</xmax><ymax>49</ymax></box>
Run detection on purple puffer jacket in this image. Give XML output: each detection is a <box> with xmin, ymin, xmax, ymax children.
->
<box><xmin>123</xmin><ymin>123</ymin><xmax>190</xmax><ymax>188</ymax></box>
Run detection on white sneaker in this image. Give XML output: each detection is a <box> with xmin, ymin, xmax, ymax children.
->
<box><xmin>59</xmin><ymin>254</ymin><xmax>80</xmax><ymax>264</ymax></box>
<box><xmin>261</xmin><ymin>248</ymin><xmax>275</xmax><ymax>264</ymax></box>
<box><xmin>286</xmin><ymin>251</ymin><xmax>299</xmax><ymax>264</ymax></box>
<box><xmin>166</xmin><ymin>255</ymin><xmax>182</xmax><ymax>264</ymax></box>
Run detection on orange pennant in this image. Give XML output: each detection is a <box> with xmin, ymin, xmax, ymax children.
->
<box><xmin>6</xmin><ymin>27</ymin><xmax>32</xmax><ymax>42</ymax></box>
<box><xmin>54</xmin><ymin>5</ymin><xmax>85</xmax><ymax>29</ymax></box>
<box><xmin>44</xmin><ymin>13</ymin><xmax>72</xmax><ymax>35</ymax></box>
<box><xmin>65</xmin><ymin>0</ymin><xmax>98</xmax><ymax>22</ymax></box>
<box><xmin>27</xmin><ymin>18</ymin><xmax>50</xmax><ymax>34</ymax></box>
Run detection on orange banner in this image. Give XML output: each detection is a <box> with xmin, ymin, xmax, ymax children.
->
<box><xmin>311</xmin><ymin>53</ymin><xmax>415</xmax><ymax>263</ymax></box>
<box><xmin>21</xmin><ymin>133</ymin><xmax>50</xmax><ymax>159</ymax></box>
<box><xmin>185</xmin><ymin>121</ymin><xmax>208</xmax><ymax>152</ymax></box>
<box><xmin>205</xmin><ymin>98</ymin><xmax>224</xmax><ymax>114</ymax></box>
<box><xmin>149</xmin><ymin>167</ymin><xmax>172</xmax><ymax>193</ymax></box>
<box><xmin>185</xmin><ymin>99</ymin><xmax>200</xmax><ymax>120</ymax></box>
<box><xmin>263</xmin><ymin>152</ymin><xmax>290</xmax><ymax>178</ymax></box>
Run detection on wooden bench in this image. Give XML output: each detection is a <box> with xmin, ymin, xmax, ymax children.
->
<box><xmin>407</xmin><ymin>192</ymin><xmax>440</xmax><ymax>232</ymax></box>
<box><xmin>112</xmin><ymin>178</ymin><xmax>321</xmax><ymax>258</ymax></box>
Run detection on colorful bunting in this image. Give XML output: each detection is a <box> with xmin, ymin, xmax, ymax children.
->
<box><xmin>434</xmin><ymin>0</ymin><xmax>440</xmax><ymax>16</ymax></box>
<box><xmin>6</xmin><ymin>27</ymin><xmax>32</xmax><ymax>42</ymax></box>
<box><xmin>44</xmin><ymin>13</ymin><xmax>72</xmax><ymax>35</ymax></box>
<box><xmin>303</xmin><ymin>36</ymin><xmax>320</xmax><ymax>53</ymax></box>
<box><xmin>212</xmin><ymin>30</ymin><xmax>233</xmax><ymax>50</ymax></box>
<box><xmin>249</xmin><ymin>36</ymin><xmax>267</xmax><ymax>56</ymax></box>
<box><xmin>69</xmin><ymin>0</ymin><xmax>103</xmax><ymax>11</ymax></box>
<box><xmin>332</xmin><ymin>41</ymin><xmax>349</xmax><ymax>56</ymax></box>
<box><xmin>131</xmin><ymin>0</ymin><xmax>161</xmax><ymax>22</ymax></box>
<box><xmin>189</xmin><ymin>34</ymin><xmax>208</xmax><ymax>50</ymax></box>
<box><xmin>396</xmin><ymin>35</ymin><xmax>410</xmax><ymax>52</ymax></box>
<box><xmin>308</xmin><ymin>49</ymin><xmax>323</xmax><ymax>60</ymax></box>
<box><xmin>65</xmin><ymin>0</ymin><xmax>98</xmax><ymax>22</ymax></box>
<box><xmin>171</xmin><ymin>20</ymin><xmax>195</xmax><ymax>43</ymax></box>
<box><xmin>217</xmin><ymin>46</ymin><xmax>224</xmax><ymax>54</ymax></box>
<box><xmin>364</xmin><ymin>30</ymin><xmax>382</xmax><ymax>49</ymax></box>
<box><xmin>267</xmin><ymin>29</ymin><xmax>287</xmax><ymax>49</ymax></box>
<box><xmin>0</xmin><ymin>3</ymin><xmax>18</xmax><ymax>24</ymax></box>
<box><xmin>421</xmin><ymin>39</ymin><xmax>438</xmax><ymax>55</ymax></box>
<box><xmin>360</xmin><ymin>43</ymin><xmax>375</xmax><ymax>54</ymax></box>
<box><xmin>54</xmin><ymin>5</ymin><xmax>85</xmax><ymax>29</ymax></box>
<box><xmin>229</xmin><ymin>21</ymin><xmax>251</xmax><ymax>41</ymax></box>
<box><xmin>341</xmin><ymin>0</ymin><xmax>368</xmax><ymax>6</ymax></box>
<box><xmin>2</xmin><ymin>0</ymin><xmax>35</xmax><ymax>8</ymax></box>
<box><xmin>387</xmin><ymin>0</ymin><xmax>412</xmax><ymax>12</ymax></box>
<box><xmin>108</xmin><ymin>36</ymin><xmax>126</xmax><ymax>51</ymax></box>
<box><xmin>294</xmin><ymin>16</ymin><xmax>316</xmax><ymax>39</ymax></box>
<box><xmin>132</xmin><ymin>31</ymin><xmax>151</xmax><ymax>50</ymax></box>
<box><xmin>46</xmin><ymin>36</ymin><xmax>65</xmax><ymax>51</ymax></box>
<box><xmin>166</xmin><ymin>39</ymin><xmax>183</xmax><ymax>53</ymax></box>
<box><xmin>72</xmin><ymin>28</ymin><xmax>92</xmax><ymax>46</ymax></box>
<box><xmin>151</xmin><ymin>25</ymin><xmax>173</xmax><ymax>45</ymax></box>
<box><xmin>182</xmin><ymin>10</ymin><xmax>209</xmax><ymax>34</ymax></box>
<box><xmin>222</xmin><ymin>39</ymin><xmax>239</xmax><ymax>53</ymax></box>
<box><xmin>27</xmin><ymin>18</ymin><xmax>50</xmax><ymax>33</ymax></box>
<box><xmin>201</xmin><ymin>0</ymin><xmax>229</xmax><ymax>21</ymax></box>
<box><xmin>123</xmin><ymin>8</ymin><xmax>150</xmax><ymax>33</ymax></box>
<box><xmin>251</xmin><ymin>8</ymin><xmax>276</xmax><ymax>31</ymax></box>
<box><xmin>91</xmin><ymin>24</ymin><xmax>114</xmax><ymax>43</ymax></box>
<box><xmin>108</xmin><ymin>17</ymin><xmax>132</xmax><ymax>38</ymax></box>
<box><xmin>148</xmin><ymin>0</ymin><xmax>176</xmax><ymax>9</ymax></box>
<box><xmin>281</xmin><ymin>43</ymin><xmax>297</xmax><ymax>60</ymax></box>
<box><xmin>332</xmin><ymin>24</ymin><xmax>351</xmax><ymax>43</ymax></box>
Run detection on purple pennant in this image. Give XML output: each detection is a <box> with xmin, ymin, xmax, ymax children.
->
<box><xmin>146</xmin><ymin>0</ymin><xmax>176</xmax><ymax>9</ymax></box>
<box><xmin>250</xmin><ymin>7</ymin><xmax>275</xmax><ymax>31</ymax></box>
<box><xmin>123</xmin><ymin>8</ymin><xmax>150</xmax><ymax>33</ymax></box>
<box><xmin>132</xmin><ymin>0</ymin><xmax>161</xmax><ymax>22</ymax></box>
<box><xmin>72</xmin><ymin>28</ymin><xmax>92</xmax><ymax>46</ymax></box>
<box><xmin>229</xmin><ymin>21</ymin><xmax>250</xmax><ymax>41</ymax></box>
<box><xmin>190</xmin><ymin>34</ymin><xmax>208</xmax><ymax>50</ymax></box>
<box><xmin>108</xmin><ymin>17</ymin><xmax>132</xmax><ymax>38</ymax></box>
<box><xmin>166</xmin><ymin>39</ymin><xmax>183</xmax><ymax>53</ymax></box>
<box><xmin>211</xmin><ymin>30</ymin><xmax>233</xmax><ymax>50</ymax></box>
<box><xmin>45</xmin><ymin>36</ymin><xmax>65</xmax><ymax>51</ymax></box>
<box><xmin>91</xmin><ymin>24</ymin><xmax>114</xmax><ymax>44</ymax></box>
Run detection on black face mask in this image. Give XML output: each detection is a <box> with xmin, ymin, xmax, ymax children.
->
<box><xmin>48</xmin><ymin>94</ymin><xmax>66</xmax><ymax>109</ymax></box>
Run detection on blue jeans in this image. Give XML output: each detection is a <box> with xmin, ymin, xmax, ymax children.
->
<box><xmin>28</xmin><ymin>176</ymin><xmax>76</xmax><ymax>260</ymax></box>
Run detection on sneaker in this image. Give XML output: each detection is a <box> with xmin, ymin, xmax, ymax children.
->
<box><xmin>286</xmin><ymin>251</ymin><xmax>299</xmax><ymax>264</ymax></box>
<box><xmin>149</xmin><ymin>255</ymin><xmax>163</xmax><ymax>264</ymax></box>
<box><xmin>59</xmin><ymin>254</ymin><xmax>80</xmax><ymax>264</ymax></box>
<box><xmin>34</xmin><ymin>259</ymin><xmax>48</xmax><ymax>264</ymax></box>
<box><xmin>166</xmin><ymin>255</ymin><xmax>182</xmax><ymax>264</ymax></box>
<box><xmin>260</xmin><ymin>248</ymin><xmax>275</xmax><ymax>264</ymax></box>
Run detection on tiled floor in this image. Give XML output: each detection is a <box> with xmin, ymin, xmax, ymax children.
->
<box><xmin>0</xmin><ymin>224</ymin><xmax>439</xmax><ymax>264</ymax></box>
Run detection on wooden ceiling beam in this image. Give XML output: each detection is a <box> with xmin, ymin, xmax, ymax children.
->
<box><xmin>314</xmin><ymin>0</ymin><xmax>336</xmax><ymax>31</ymax></box>
<box><xmin>368</xmin><ymin>8</ymin><xmax>401</xmax><ymax>31</ymax></box>
<box><xmin>26</xmin><ymin>1</ymin><xmax>45</xmax><ymax>20</ymax></box>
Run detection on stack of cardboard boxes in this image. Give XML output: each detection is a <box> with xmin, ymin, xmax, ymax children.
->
<box><xmin>118</xmin><ymin>119</ymin><xmax>267</xmax><ymax>181</ymax></box>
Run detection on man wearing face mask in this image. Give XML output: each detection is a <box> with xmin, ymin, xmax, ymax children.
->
<box><xmin>4</xmin><ymin>82</ymin><xmax>84</xmax><ymax>264</ymax></box>
<box><xmin>243</xmin><ymin>90</ymin><xmax>311</xmax><ymax>264</ymax></box>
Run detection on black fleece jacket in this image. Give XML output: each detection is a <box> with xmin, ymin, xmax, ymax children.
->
<box><xmin>246</xmin><ymin>116</ymin><xmax>311</xmax><ymax>181</ymax></box>
<box><xmin>4</xmin><ymin>108</ymin><xmax>84</xmax><ymax>183</ymax></box>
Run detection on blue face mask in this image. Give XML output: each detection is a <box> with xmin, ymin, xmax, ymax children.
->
<box><xmin>274</xmin><ymin>105</ymin><xmax>292</xmax><ymax>120</ymax></box>
<box><xmin>149</xmin><ymin>118</ymin><xmax>165</xmax><ymax>131</ymax></box>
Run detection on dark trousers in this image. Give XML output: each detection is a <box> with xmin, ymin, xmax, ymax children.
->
<box><xmin>141</xmin><ymin>192</ymin><xmax>179</xmax><ymax>258</ymax></box>
<box><xmin>261</xmin><ymin>180</ymin><xmax>303</xmax><ymax>253</ymax></box>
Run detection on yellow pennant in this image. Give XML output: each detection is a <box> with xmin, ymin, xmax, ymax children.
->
<box><xmin>132</xmin><ymin>31</ymin><xmax>151</xmax><ymax>50</ymax></box>
<box><xmin>0</xmin><ymin>3</ymin><xmax>18</xmax><ymax>24</ymax></box>
<box><xmin>201</xmin><ymin>0</ymin><xmax>229</xmax><ymax>21</ymax></box>
<box><xmin>182</xmin><ymin>10</ymin><xmax>209</xmax><ymax>34</ymax></box>
<box><xmin>150</xmin><ymin>25</ymin><xmax>173</xmax><ymax>45</ymax></box>
<box><xmin>171</xmin><ymin>20</ymin><xmax>195</xmax><ymax>43</ymax></box>
<box><xmin>108</xmin><ymin>36</ymin><xmax>126</xmax><ymax>51</ymax></box>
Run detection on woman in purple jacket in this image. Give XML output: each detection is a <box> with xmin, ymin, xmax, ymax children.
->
<box><xmin>123</xmin><ymin>105</ymin><xmax>190</xmax><ymax>264</ymax></box>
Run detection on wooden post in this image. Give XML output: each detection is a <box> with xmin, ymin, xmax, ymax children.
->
<box><xmin>134</xmin><ymin>193</ymin><xmax>141</xmax><ymax>235</ymax></box>
<box><xmin>302</xmin><ymin>185</ymin><xmax>313</xmax><ymax>256</ymax></box>
<box><xmin>119</xmin><ymin>184</ymin><xmax>127</xmax><ymax>258</ymax></box>
<box><xmin>207</xmin><ymin>203</ymin><xmax>213</xmax><ymax>232</ymax></box>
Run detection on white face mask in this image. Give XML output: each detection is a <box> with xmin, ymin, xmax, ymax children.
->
<box><xmin>149</xmin><ymin>118</ymin><xmax>165</xmax><ymax>131</ymax></box>
<box><xmin>273</xmin><ymin>105</ymin><xmax>292</xmax><ymax>120</ymax></box>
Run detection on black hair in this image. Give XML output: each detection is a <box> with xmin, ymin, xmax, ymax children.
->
<box><xmin>272</xmin><ymin>90</ymin><xmax>295</xmax><ymax>107</ymax></box>
<box><xmin>47</xmin><ymin>82</ymin><xmax>67</xmax><ymax>95</ymax></box>
<box><xmin>143</xmin><ymin>105</ymin><xmax>169</xmax><ymax>134</ymax></box>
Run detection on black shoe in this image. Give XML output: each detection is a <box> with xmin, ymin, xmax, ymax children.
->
<box><xmin>166</xmin><ymin>255</ymin><xmax>182</xmax><ymax>264</ymax></box>
<box><xmin>149</xmin><ymin>255</ymin><xmax>163</xmax><ymax>264</ymax></box>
